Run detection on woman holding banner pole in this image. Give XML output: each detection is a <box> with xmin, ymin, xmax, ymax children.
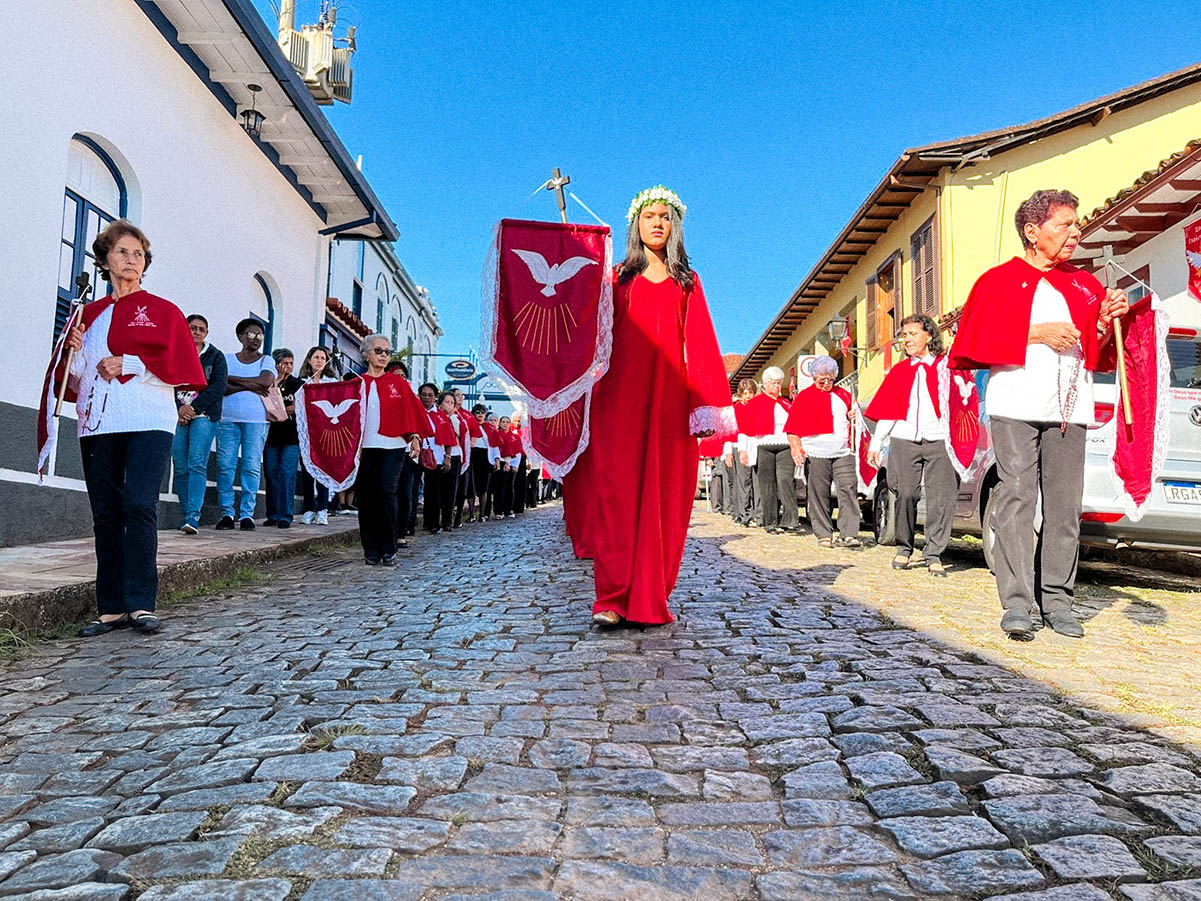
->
<box><xmin>63</xmin><ymin>220</ymin><xmax>204</xmax><ymax>636</ymax></box>
<box><xmin>586</xmin><ymin>186</ymin><xmax>735</xmax><ymax>626</ymax></box>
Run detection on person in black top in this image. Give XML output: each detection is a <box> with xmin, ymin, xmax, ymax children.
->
<box><xmin>263</xmin><ymin>348</ymin><xmax>303</xmax><ymax>527</ymax></box>
<box><xmin>172</xmin><ymin>314</ymin><xmax>228</xmax><ymax>533</ymax></box>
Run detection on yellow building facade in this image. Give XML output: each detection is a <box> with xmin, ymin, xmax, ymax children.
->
<box><xmin>734</xmin><ymin>64</ymin><xmax>1201</xmax><ymax>399</ymax></box>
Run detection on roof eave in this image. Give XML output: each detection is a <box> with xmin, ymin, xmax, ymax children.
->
<box><xmin>219</xmin><ymin>0</ymin><xmax>399</xmax><ymax>242</ymax></box>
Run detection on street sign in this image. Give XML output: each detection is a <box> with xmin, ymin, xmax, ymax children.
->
<box><xmin>445</xmin><ymin>359</ymin><xmax>476</xmax><ymax>380</ymax></box>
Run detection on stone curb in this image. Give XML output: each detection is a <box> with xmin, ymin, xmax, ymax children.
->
<box><xmin>0</xmin><ymin>526</ymin><xmax>359</xmax><ymax>635</ymax></box>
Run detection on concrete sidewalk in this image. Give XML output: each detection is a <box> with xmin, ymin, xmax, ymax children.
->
<box><xmin>0</xmin><ymin>518</ymin><xmax>359</xmax><ymax>633</ymax></box>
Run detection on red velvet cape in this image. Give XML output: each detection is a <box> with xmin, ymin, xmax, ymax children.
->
<box><xmin>784</xmin><ymin>385</ymin><xmax>854</xmax><ymax>439</ymax></box>
<box><xmin>864</xmin><ymin>355</ymin><xmax>943</xmax><ymax>421</ymax></box>
<box><xmin>948</xmin><ymin>258</ymin><xmax>1110</xmax><ymax>372</ymax></box>
<box><xmin>77</xmin><ymin>290</ymin><xmax>204</xmax><ymax>394</ymax></box>
<box><xmin>740</xmin><ymin>392</ymin><xmax>792</xmax><ymax>437</ymax></box>
<box><xmin>360</xmin><ymin>373</ymin><xmax>433</xmax><ymax>439</ymax></box>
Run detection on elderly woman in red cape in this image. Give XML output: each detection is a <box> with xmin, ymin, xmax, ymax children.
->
<box><xmin>738</xmin><ymin>366</ymin><xmax>796</xmax><ymax>534</ymax></box>
<box><xmin>784</xmin><ymin>356</ymin><xmax>862</xmax><ymax>548</ymax></box>
<box><xmin>949</xmin><ymin>189</ymin><xmax>1127</xmax><ymax>640</ymax></box>
<box><xmin>582</xmin><ymin>186</ymin><xmax>734</xmax><ymax>627</ymax></box>
<box><xmin>61</xmin><ymin>220</ymin><xmax>205</xmax><ymax>636</ymax></box>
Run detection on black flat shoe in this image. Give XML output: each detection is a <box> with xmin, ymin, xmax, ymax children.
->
<box><xmin>130</xmin><ymin>613</ymin><xmax>161</xmax><ymax>634</ymax></box>
<box><xmin>78</xmin><ymin>616</ymin><xmax>128</xmax><ymax>637</ymax></box>
<box><xmin>215</xmin><ymin>516</ymin><xmax>235</xmax><ymax>530</ymax></box>
<box><xmin>239</xmin><ymin>518</ymin><xmax>256</xmax><ymax>531</ymax></box>
<box><xmin>380</xmin><ymin>554</ymin><xmax>397</xmax><ymax>567</ymax></box>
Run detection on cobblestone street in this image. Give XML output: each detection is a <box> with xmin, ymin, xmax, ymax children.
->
<box><xmin>1</xmin><ymin>504</ymin><xmax>1200</xmax><ymax>900</ymax></box>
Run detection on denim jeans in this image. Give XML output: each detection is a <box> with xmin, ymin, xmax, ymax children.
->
<box><xmin>263</xmin><ymin>444</ymin><xmax>300</xmax><ymax>524</ymax></box>
<box><xmin>81</xmin><ymin>430</ymin><xmax>173</xmax><ymax>615</ymax></box>
<box><xmin>171</xmin><ymin>416</ymin><xmax>216</xmax><ymax>527</ymax></box>
<box><xmin>215</xmin><ymin>420</ymin><xmax>269</xmax><ymax>520</ymax></box>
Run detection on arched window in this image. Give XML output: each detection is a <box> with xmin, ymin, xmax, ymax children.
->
<box><xmin>405</xmin><ymin>317</ymin><xmax>417</xmax><ymax>352</ymax></box>
<box><xmin>421</xmin><ymin>335</ymin><xmax>434</xmax><ymax>382</ymax></box>
<box><xmin>375</xmin><ymin>274</ymin><xmax>387</xmax><ymax>334</ymax></box>
<box><xmin>390</xmin><ymin>300</ymin><xmax>401</xmax><ymax>350</ymax></box>
<box><xmin>252</xmin><ymin>274</ymin><xmax>274</xmax><ymax>353</ymax></box>
<box><xmin>56</xmin><ymin>136</ymin><xmax>126</xmax><ymax>341</ymax></box>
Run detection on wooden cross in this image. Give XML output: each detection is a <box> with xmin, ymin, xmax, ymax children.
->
<box><xmin>546</xmin><ymin>167</ymin><xmax>570</xmax><ymax>224</ymax></box>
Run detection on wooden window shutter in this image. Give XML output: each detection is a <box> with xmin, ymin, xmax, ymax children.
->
<box><xmin>911</xmin><ymin>220</ymin><xmax>937</xmax><ymax>317</ymax></box>
<box><xmin>866</xmin><ymin>277</ymin><xmax>878</xmax><ymax>350</ymax></box>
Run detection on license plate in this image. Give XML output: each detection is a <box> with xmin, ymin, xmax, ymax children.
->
<box><xmin>1163</xmin><ymin>481</ymin><xmax>1201</xmax><ymax>504</ymax></box>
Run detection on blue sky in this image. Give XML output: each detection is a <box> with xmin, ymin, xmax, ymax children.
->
<box><xmin>253</xmin><ymin>0</ymin><xmax>1198</xmax><ymax>360</ymax></box>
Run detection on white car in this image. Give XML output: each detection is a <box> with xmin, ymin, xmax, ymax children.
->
<box><xmin>868</xmin><ymin>327</ymin><xmax>1201</xmax><ymax>569</ymax></box>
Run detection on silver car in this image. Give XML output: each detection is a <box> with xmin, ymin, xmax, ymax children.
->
<box><xmin>869</xmin><ymin>327</ymin><xmax>1201</xmax><ymax>568</ymax></box>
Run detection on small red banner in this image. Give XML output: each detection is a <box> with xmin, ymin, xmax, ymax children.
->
<box><xmin>1186</xmin><ymin>220</ymin><xmax>1201</xmax><ymax>303</ymax></box>
<box><xmin>528</xmin><ymin>392</ymin><xmax>591</xmax><ymax>480</ymax></box>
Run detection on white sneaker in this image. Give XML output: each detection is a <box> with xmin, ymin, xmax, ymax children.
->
<box><xmin>302</xmin><ymin>511</ymin><xmax>315</xmax><ymax>525</ymax></box>
<box><xmin>316</xmin><ymin>510</ymin><xmax>329</xmax><ymax>525</ymax></box>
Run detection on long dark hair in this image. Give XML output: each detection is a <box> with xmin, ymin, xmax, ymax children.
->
<box><xmin>298</xmin><ymin>345</ymin><xmax>337</xmax><ymax>379</ymax></box>
<box><xmin>616</xmin><ymin>204</ymin><xmax>694</xmax><ymax>289</ymax></box>
<box><xmin>898</xmin><ymin>314</ymin><xmax>943</xmax><ymax>355</ymax></box>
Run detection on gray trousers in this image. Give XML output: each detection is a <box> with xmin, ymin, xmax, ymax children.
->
<box><xmin>889</xmin><ymin>438</ymin><xmax>960</xmax><ymax>563</ymax></box>
<box><xmin>717</xmin><ymin>461</ymin><xmax>733</xmax><ymax>514</ymax></box>
<box><xmin>991</xmin><ymin>417</ymin><xmax>1085</xmax><ymax>615</ymax></box>
<box><xmin>806</xmin><ymin>454</ymin><xmax>859</xmax><ymax>540</ymax></box>
<box><xmin>756</xmin><ymin>444</ymin><xmax>798</xmax><ymax>530</ymax></box>
<box><xmin>733</xmin><ymin>455</ymin><xmax>757</xmax><ymax>524</ymax></box>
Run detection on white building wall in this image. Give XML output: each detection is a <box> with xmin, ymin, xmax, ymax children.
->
<box><xmin>1117</xmin><ymin>220</ymin><xmax>1201</xmax><ymax>329</ymax></box>
<box><xmin>0</xmin><ymin>0</ymin><xmax>337</xmax><ymax>543</ymax></box>
<box><xmin>327</xmin><ymin>239</ymin><xmax>440</xmax><ymax>381</ymax></box>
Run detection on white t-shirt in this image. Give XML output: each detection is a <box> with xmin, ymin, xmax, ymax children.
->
<box><xmin>222</xmin><ymin>353</ymin><xmax>277</xmax><ymax>423</ymax></box>
<box><xmin>985</xmin><ymin>280</ymin><xmax>1094</xmax><ymax>425</ymax></box>
<box><xmin>802</xmin><ymin>392</ymin><xmax>853</xmax><ymax>458</ymax></box>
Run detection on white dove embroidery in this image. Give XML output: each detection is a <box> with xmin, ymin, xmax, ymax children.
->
<box><xmin>312</xmin><ymin>397</ymin><xmax>358</xmax><ymax>424</ymax></box>
<box><xmin>511</xmin><ymin>249</ymin><xmax>597</xmax><ymax>296</ymax></box>
<box><xmin>1187</xmin><ymin>250</ymin><xmax>1201</xmax><ymax>270</ymax></box>
<box><xmin>953</xmin><ymin>374</ymin><xmax>974</xmax><ymax>403</ymax></box>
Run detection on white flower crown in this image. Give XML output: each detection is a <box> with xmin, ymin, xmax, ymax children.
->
<box><xmin>627</xmin><ymin>185</ymin><xmax>686</xmax><ymax>223</ymax></box>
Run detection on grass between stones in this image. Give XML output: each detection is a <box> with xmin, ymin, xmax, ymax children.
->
<box><xmin>1130</xmin><ymin>839</ymin><xmax>1201</xmax><ymax>882</ymax></box>
<box><xmin>303</xmin><ymin>724</ymin><xmax>367</xmax><ymax>751</ymax></box>
<box><xmin>159</xmin><ymin>566</ymin><xmax>266</xmax><ymax>606</ymax></box>
<box><xmin>0</xmin><ymin>621</ymin><xmax>85</xmax><ymax>662</ymax></box>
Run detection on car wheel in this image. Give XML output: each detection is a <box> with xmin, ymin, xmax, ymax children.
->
<box><xmin>982</xmin><ymin>485</ymin><xmax>999</xmax><ymax>574</ymax></box>
<box><xmin>873</xmin><ymin>483</ymin><xmax>897</xmax><ymax>546</ymax></box>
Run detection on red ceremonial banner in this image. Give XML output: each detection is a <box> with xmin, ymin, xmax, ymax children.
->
<box><xmin>943</xmin><ymin>365</ymin><xmax>982</xmax><ymax>477</ymax></box>
<box><xmin>528</xmin><ymin>392</ymin><xmax>591</xmax><ymax>480</ymax></box>
<box><xmin>487</xmin><ymin>219</ymin><xmax>611</xmax><ymax>417</ymax></box>
<box><xmin>295</xmin><ymin>380</ymin><xmax>366</xmax><ymax>492</ymax></box>
<box><xmin>1110</xmin><ymin>294</ymin><xmax>1170</xmax><ymax>520</ymax></box>
<box><xmin>1185</xmin><ymin>220</ymin><xmax>1201</xmax><ymax>303</ymax></box>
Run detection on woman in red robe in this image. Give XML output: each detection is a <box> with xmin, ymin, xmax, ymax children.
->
<box><xmin>585</xmin><ymin>186</ymin><xmax>735</xmax><ymax>626</ymax></box>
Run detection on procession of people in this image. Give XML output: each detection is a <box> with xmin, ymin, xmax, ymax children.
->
<box><xmin>49</xmin><ymin>186</ymin><xmax>1135</xmax><ymax>647</ymax></box>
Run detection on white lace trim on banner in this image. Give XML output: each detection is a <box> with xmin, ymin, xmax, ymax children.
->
<box><xmin>295</xmin><ymin>382</ymin><xmax>367</xmax><ymax>493</ymax></box>
<box><xmin>539</xmin><ymin>389</ymin><xmax>594</xmax><ymax>481</ymax></box>
<box><xmin>689</xmin><ymin>405</ymin><xmax>736</xmax><ymax>437</ymax></box>
<box><xmin>480</xmin><ymin>222</ymin><xmax>614</xmax><ymax>419</ymax></box>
